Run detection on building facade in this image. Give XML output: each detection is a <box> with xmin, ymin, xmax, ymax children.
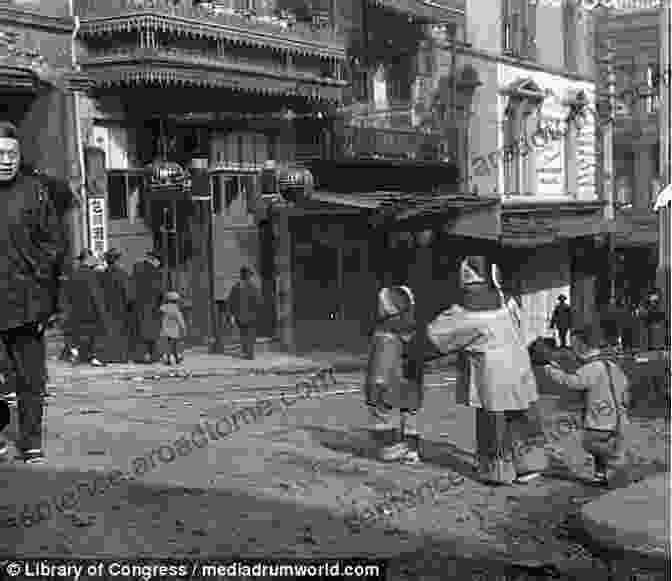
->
<box><xmin>463</xmin><ymin>0</ymin><xmax>607</xmax><ymax>340</ymax></box>
<box><xmin>74</xmin><ymin>0</ymin><xmax>499</xmax><ymax>351</ymax></box>
<box><xmin>602</xmin><ymin>0</ymin><xmax>664</xmax><ymax>307</ymax></box>
<box><xmin>0</xmin><ymin>0</ymin><xmax>90</xmax><ymax>258</ymax></box>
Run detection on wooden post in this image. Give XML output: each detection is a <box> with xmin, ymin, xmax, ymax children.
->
<box><xmin>273</xmin><ymin>206</ymin><xmax>295</xmax><ymax>352</ymax></box>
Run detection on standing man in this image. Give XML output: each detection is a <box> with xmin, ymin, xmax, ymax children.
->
<box><xmin>100</xmin><ymin>248</ymin><xmax>130</xmax><ymax>363</ymax></box>
<box><xmin>67</xmin><ymin>249</ymin><xmax>109</xmax><ymax>366</ymax></box>
<box><xmin>131</xmin><ymin>250</ymin><xmax>164</xmax><ymax>363</ymax></box>
<box><xmin>0</xmin><ymin>121</ymin><xmax>68</xmax><ymax>464</ymax></box>
<box><xmin>228</xmin><ymin>266</ymin><xmax>262</xmax><ymax>359</ymax></box>
<box><xmin>550</xmin><ymin>295</ymin><xmax>572</xmax><ymax>349</ymax></box>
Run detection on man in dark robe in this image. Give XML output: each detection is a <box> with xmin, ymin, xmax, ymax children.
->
<box><xmin>67</xmin><ymin>249</ymin><xmax>109</xmax><ymax>366</ymax></box>
<box><xmin>131</xmin><ymin>250</ymin><xmax>164</xmax><ymax>363</ymax></box>
<box><xmin>100</xmin><ymin>248</ymin><xmax>131</xmax><ymax>363</ymax></box>
<box><xmin>228</xmin><ymin>266</ymin><xmax>262</xmax><ymax>359</ymax></box>
<box><xmin>0</xmin><ymin>122</ymin><xmax>69</xmax><ymax>463</ymax></box>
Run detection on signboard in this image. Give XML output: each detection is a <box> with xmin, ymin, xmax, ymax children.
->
<box><xmin>576</xmin><ymin>118</ymin><xmax>597</xmax><ymax>197</ymax></box>
<box><xmin>88</xmin><ymin>197</ymin><xmax>108</xmax><ymax>258</ymax></box>
<box><xmin>536</xmin><ymin>133</ymin><xmax>565</xmax><ymax>196</ymax></box>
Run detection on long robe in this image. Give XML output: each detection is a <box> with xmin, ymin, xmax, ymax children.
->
<box><xmin>130</xmin><ymin>260</ymin><xmax>163</xmax><ymax>346</ymax></box>
<box><xmin>100</xmin><ymin>265</ymin><xmax>131</xmax><ymax>362</ymax></box>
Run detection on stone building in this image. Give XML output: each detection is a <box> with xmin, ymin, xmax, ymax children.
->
<box><xmin>0</xmin><ymin>0</ymin><xmax>90</xmax><ymax>258</ymax></box>
<box><xmin>602</xmin><ymin>0</ymin><xmax>664</xmax><ymax>307</ymax></box>
<box><xmin>461</xmin><ymin>0</ymin><xmax>608</xmax><ymax>340</ymax></box>
<box><xmin>73</xmin><ymin>0</ymin><xmax>502</xmax><ymax>351</ymax></box>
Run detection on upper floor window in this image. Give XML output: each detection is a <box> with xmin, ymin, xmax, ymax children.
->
<box><xmin>646</xmin><ymin>63</ymin><xmax>660</xmax><ymax>113</ymax></box>
<box><xmin>563</xmin><ymin>0</ymin><xmax>578</xmax><ymax>72</ymax></box>
<box><xmin>503</xmin><ymin>0</ymin><xmax>537</xmax><ymax>60</ymax></box>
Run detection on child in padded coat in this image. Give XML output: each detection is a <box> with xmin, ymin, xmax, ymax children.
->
<box><xmin>542</xmin><ymin>322</ymin><xmax>631</xmax><ymax>486</ymax></box>
<box><xmin>160</xmin><ymin>291</ymin><xmax>187</xmax><ymax>366</ymax></box>
<box><xmin>364</xmin><ymin>285</ymin><xmax>425</xmax><ymax>464</ymax></box>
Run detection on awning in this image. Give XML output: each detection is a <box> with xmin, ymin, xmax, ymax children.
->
<box><xmin>500</xmin><ymin>201</ymin><xmax>609</xmax><ymax>247</ymax></box>
<box><xmin>369</xmin><ymin>0</ymin><xmax>465</xmax><ymax>21</ymax></box>
<box><xmin>308</xmin><ymin>191</ymin><xmax>501</xmax><ymax>239</ymax></box>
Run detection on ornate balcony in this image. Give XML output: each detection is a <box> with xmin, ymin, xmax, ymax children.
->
<box><xmin>75</xmin><ymin>0</ymin><xmax>347</xmax><ymax>103</ymax></box>
<box><xmin>75</xmin><ymin>0</ymin><xmax>346</xmax><ymax>59</ymax></box>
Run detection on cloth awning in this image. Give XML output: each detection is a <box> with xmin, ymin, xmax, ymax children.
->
<box><xmin>308</xmin><ymin>190</ymin><xmax>501</xmax><ymax>239</ymax></box>
<box><xmin>369</xmin><ymin>0</ymin><xmax>465</xmax><ymax>21</ymax></box>
<box><xmin>500</xmin><ymin>201</ymin><xmax>609</xmax><ymax>247</ymax></box>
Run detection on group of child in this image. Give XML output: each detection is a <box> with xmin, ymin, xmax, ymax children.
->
<box><xmin>366</xmin><ymin>279</ymin><xmax>633</xmax><ymax>487</ymax></box>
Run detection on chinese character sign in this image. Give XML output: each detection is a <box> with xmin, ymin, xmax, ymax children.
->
<box><xmin>88</xmin><ymin>197</ymin><xmax>108</xmax><ymax>258</ymax></box>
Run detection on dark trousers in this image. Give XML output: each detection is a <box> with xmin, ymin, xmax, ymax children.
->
<box><xmin>0</xmin><ymin>323</ymin><xmax>46</xmax><ymax>452</ymax></box>
<box><xmin>166</xmin><ymin>338</ymin><xmax>181</xmax><ymax>361</ymax></box>
<box><xmin>238</xmin><ymin>323</ymin><xmax>256</xmax><ymax>359</ymax></box>
<box><xmin>72</xmin><ymin>332</ymin><xmax>101</xmax><ymax>362</ymax></box>
<box><xmin>557</xmin><ymin>327</ymin><xmax>569</xmax><ymax>348</ymax></box>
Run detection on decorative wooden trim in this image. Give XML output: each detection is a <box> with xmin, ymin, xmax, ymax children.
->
<box><xmin>78</xmin><ymin>12</ymin><xmax>346</xmax><ymax>60</ymax></box>
<box><xmin>0</xmin><ymin>6</ymin><xmax>74</xmax><ymax>34</ymax></box>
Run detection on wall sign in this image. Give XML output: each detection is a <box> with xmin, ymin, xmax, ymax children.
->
<box><xmin>88</xmin><ymin>197</ymin><xmax>108</xmax><ymax>258</ymax></box>
<box><xmin>536</xmin><ymin>134</ymin><xmax>565</xmax><ymax>196</ymax></box>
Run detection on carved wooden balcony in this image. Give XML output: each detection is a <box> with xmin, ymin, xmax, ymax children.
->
<box><xmin>75</xmin><ymin>0</ymin><xmax>346</xmax><ymax>60</ymax></box>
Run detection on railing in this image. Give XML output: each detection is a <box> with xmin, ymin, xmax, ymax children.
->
<box><xmin>609</xmin><ymin>0</ymin><xmax>661</xmax><ymax>11</ymax></box>
<box><xmin>343</xmin><ymin>125</ymin><xmax>442</xmax><ymax>161</ymax></box>
<box><xmin>75</xmin><ymin>0</ymin><xmax>346</xmax><ymax>47</ymax></box>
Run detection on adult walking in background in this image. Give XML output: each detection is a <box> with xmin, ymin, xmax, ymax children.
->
<box><xmin>99</xmin><ymin>248</ymin><xmax>131</xmax><ymax>363</ymax></box>
<box><xmin>228</xmin><ymin>266</ymin><xmax>262</xmax><ymax>359</ymax></box>
<box><xmin>131</xmin><ymin>250</ymin><xmax>164</xmax><ymax>363</ymax></box>
<box><xmin>67</xmin><ymin>249</ymin><xmax>109</xmax><ymax>367</ymax></box>
<box><xmin>0</xmin><ymin>121</ymin><xmax>69</xmax><ymax>464</ymax></box>
<box><xmin>645</xmin><ymin>293</ymin><xmax>667</xmax><ymax>350</ymax></box>
<box><xmin>58</xmin><ymin>254</ymin><xmax>80</xmax><ymax>362</ymax></box>
<box><xmin>550</xmin><ymin>295</ymin><xmax>572</xmax><ymax>348</ymax></box>
<box><xmin>426</xmin><ymin>256</ymin><xmax>546</xmax><ymax>485</ymax></box>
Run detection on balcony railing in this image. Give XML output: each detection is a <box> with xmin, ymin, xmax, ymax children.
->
<box><xmin>610</xmin><ymin>0</ymin><xmax>661</xmax><ymax>11</ymax></box>
<box><xmin>75</xmin><ymin>0</ymin><xmax>346</xmax><ymax>49</ymax></box>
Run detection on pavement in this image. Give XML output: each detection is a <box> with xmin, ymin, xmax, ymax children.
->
<box><xmin>580</xmin><ymin>473</ymin><xmax>670</xmax><ymax>560</ymax></box>
<box><xmin>0</xmin><ymin>341</ymin><xmax>667</xmax><ymax>577</ymax></box>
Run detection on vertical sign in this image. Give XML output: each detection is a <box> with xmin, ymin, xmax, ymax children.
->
<box><xmin>88</xmin><ymin>197</ymin><xmax>108</xmax><ymax>258</ymax></box>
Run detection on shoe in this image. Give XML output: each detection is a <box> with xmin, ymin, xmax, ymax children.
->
<box><xmin>514</xmin><ymin>471</ymin><xmax>542</xmax><ymax>484</ymax></box>
<box><xmin>21</xmin><ymin>449</ymin><xmax>46</xmax><ymax>464</ymax></box>
<box><xmin>89</xmin><ymin>358</ymin><xmax>106</xmax><ymax>367</ymax></box>
<box><xmin>379</xmin><ymin>442</ymin><xmax>409</xmax><ymax>462</ymax></box>
<box><xmin>400</xmin><ymin>449</ymin><xmax>422</xmax><ymax>465</ymax></box>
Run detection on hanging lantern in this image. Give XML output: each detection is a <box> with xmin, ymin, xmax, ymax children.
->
<box><xmin>145</xmin><ymin>159</ymin><xmax>190</xmax><ymax>191</ymax></box>
<box><xmin>277</xmin><ymin>165</ymin><xmax>314</xmax><ymax>203</ymax></box>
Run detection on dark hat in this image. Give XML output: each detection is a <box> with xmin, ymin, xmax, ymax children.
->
<box><xmin>77</xmin><ymin>249</ymin><xmax>93</xmax><ymax>262</ymax></box>
<box><xmin>240</xmin><ymin>265</ymin><xmax>253</xmax><ymax>278</ymax></box>
<box><xmin>0</xmin><ymin>121</ymin><xmax>18</xmax><ymax>140</ymax></box>
<box><xmin>104</xmin><ymin>248</ymin><xmax>122</xmax><ymax>260</ymax></box>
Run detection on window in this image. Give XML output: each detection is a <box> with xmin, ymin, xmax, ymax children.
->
<box><xmin>503</xmin><ymin>0</ymin><xmax>537</xmax><ymax>60</ymax></box>
<box><xmin>646</xmin><ymin>63</ymin><xmax>660</xmax><ymax>113</ymax></box>
<box><xmin>107</xmin><ymin>171</ymin><xmax>144</xmax><ymax>221</ymax></box>
<box><xmin>563</xmin><ymin>0</ymin><xmax>578</xmax><ymax>72</ymax></box>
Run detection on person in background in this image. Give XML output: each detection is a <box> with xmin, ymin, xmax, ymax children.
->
<box><xmin>0</xmin><ymin>121</ymin><xmax>69</xmax><ymax>464</ymax></box>
<box><xmin>645</xmin><ymin>293</ymin><xmax>666</xmax><ymax>350</ymax></box>
<box><xmin>550</xmin><ymin>295</ymin><xmax>572</xmax><ymax>349</ymax></box>
<box><xmin>541</xmin><ymin>323</ymin><xmax>631</xmax><ymax>486</ymax></box>
<box><xmin>364</xmin><ymin>285</ymin><xmax>424</xmax><ymax>464</ymax></box>
<box><xmin>159</xmin><ymin>291</ymin><xmax>187</xmax><ymax>366</ymax></box>
<box><xmin>67</xmin><ymin>249</ymin><xmax>109</xmax><ymax>367</ymax></box>
<box><xmin>228</xmin><ymin>266</ymin><xmax>262</xmax><ymax>360</ymax></box>
<box><xmin>100</xmin><ymin>248</ymin><xmax>131</xmax><ymax>363</ymax></box>
<box><xmin>426</xmin><ymin>256</ymin><xmax>546</xmax><ymax>485</ymax></box>
<box><xmin>131</xmin><ymin>250</ymin><xmax>164</xmax><ymax>363</ymax></box>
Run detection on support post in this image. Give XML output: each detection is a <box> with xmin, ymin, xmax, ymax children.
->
<box><xmin>273</xmin><ymin>206</ymin><xmax>295</xmax><ymax>352</ymax></box>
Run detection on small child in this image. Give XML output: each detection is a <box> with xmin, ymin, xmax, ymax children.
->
<box><xmin>364</xmin><ymin>285</ymin><xmax>424</xmax><ymax>464</ymax></box>
<box><xmin>542</xmin><ymin>322</ymin><xmax>631</xmax><ymax>486</ymax></box>
<box><xmin>160</xmin><ymin>291</ymin><xmax>187</xmax><ymax>366</ymax></box>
